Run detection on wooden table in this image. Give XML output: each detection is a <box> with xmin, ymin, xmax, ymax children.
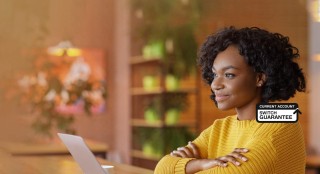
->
<box><xmin>0</xmin><ymin>139</ymin><xmax>108</xmax><ymax>158</ymax></box>
<box><xmin>0</xmin><ymin>149</ymin><xmax>153</xmax><ymax>174</ymax></box>
<box><xmin>307</xmin><ymin>155</ymin><xmax>320</xmax><ymax>174</ymax></box>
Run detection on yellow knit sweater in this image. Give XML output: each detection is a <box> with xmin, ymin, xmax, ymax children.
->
<box><xmin>154</xmin><ymin>115</ymin><xmax>306</xmax><ymax>174</ymax></box>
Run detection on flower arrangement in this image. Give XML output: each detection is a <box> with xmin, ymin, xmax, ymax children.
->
<box><xmin>16</xmin><ymin>51</ymin><xmax>107</xmax><ymax>137</ymax></box>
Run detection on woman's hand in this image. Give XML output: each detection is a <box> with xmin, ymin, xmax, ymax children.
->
<box><xmin>185</xmin><ymin>148</ymin><xmax>249</xmax><ymax>174</ymax></box>
<box><xmin>205</xmin><ymin>148</ymin><xmax>249</xmax><ymax>168</ymax></box>
<box><xmin>170</xmin><ymin>141</ymin><xmax>200</xmax><ymax>158</ymax></box>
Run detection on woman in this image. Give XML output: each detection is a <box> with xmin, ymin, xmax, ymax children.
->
<box><xmin>154</xmin><ymin>26</ymin><xmax>306</xmax><ymax>174</ymax></box>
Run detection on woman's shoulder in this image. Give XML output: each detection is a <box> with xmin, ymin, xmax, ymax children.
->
<box><xmin>259</xmin><ymin>122</ymin><xmax>302</xmax><ymax>132</ymax></box>
<box><xmin>252</xmin><ymin>121</ymin><xmax>303</xmax><ymax>138</ymax></box>
<box><xmin>272</xmin><ymin>122</ymin><xmax>303</xmax><ymax>136</ymax></box>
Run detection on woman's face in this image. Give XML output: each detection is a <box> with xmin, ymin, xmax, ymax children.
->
<box><xmin>211</xmin><ymin>45</ymin><xmax>261</xmax><ymax>111</ymax></box>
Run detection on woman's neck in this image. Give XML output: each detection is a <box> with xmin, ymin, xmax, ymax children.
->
<box><xmin>236</xmin><ymin>109</ymin><xmax>255</xmax><ymax>120</ymax></box>
<box><xmin>236</xmin><ymin>98</ymin><xmax>261</xmax><ymax>120</ymax></box>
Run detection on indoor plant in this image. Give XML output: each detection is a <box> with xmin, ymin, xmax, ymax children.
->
<box><xmin>15</xmin><ymin>54</ymin><xmax>107</xmax><ymax>137</ymax></box>
<box><xmin>135</xmin><ymin>127</ymin><xmax>195</xmax><ymax>158</ymax></box>
<box><xmin>131</xmin><ymin>0</ymin><xmax>201</xmax><ymax>79</ymax></box>
<box><xmin>143</xmin><ymin>93</ymin><xmax>188</xmax><ymax>124</ymax></box>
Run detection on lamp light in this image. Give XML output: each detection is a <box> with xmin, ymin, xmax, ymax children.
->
<box><xmin>311</xmin><ymin>0</ymin><xmax>320</xmax><ymax>22</ymax></box>
<box><xmin>313</xmin><ymin>54</ymin><xmax>320</xmax><ymax>61</ymax></box>
<box><xmin>47</xmin><ymin>40</ymin><xmax>82</xmax><ymax>57</ymax></box>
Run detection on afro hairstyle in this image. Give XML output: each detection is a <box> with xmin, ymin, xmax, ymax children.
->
<box><xmin>197</xmin><ymin>26</ymin><xmax>306</xmax><ymax>103</ymax></box>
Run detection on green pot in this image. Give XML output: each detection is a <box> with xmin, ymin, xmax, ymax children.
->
<box><xmin>142</xmin><ymin>45</ymin><xmax>153</xmax><ymax>59</ymax></box>
<box><xmin>143</xmin><ymin>75</ymin><xmax>157</xmax><ymax>91</ymax></box>
<box><xmin>165</xmin><ymin>108</ymin><xmax>180</xmax><ymax>125</ymax></box>
<box><xmin>142</xmin><ymin>141</ymin><xmax>163</xmax><ymax>158</ymax></box>
<box><xmin>165</xmin><ymin>74</ymin><xmax>180</xmax><ymax>91</ymax></box>
<box><xmin>144</xmin><ymin>108</ymin><xmax>159</xmax><ymax>123</ymax></box>
<box><xmin>150</xmin><ymin>41</ymin><xmax>164</xmax><ymax>58</ymax></box>
<box><xmin>142</xmin><ymin>41</ymin><xmax>164</xmax><ymax>59</ymax></box>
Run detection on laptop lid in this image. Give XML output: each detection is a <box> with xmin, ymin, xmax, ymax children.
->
<box><xmin>57</xmin><ymin>133</ymin><xmax>107</xmax><ymax>174</ymax></box>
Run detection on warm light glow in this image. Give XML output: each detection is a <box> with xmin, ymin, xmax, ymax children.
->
<box><xmin>66</xmin><ymin>48</ymin><xmax>82</xmax><ymax>57</ymax></box>
<box><xmin>47</xmin><ymin>48</ymin><xmax>65</xmax><ymax>56</ymax></box>
<box><xmin>47</xmin><ymin>41</ymin><xmax>82</xmax><ymax>57</ymax></box>
<box><xmin>313</xmin><ymin>54</ymin><xmax>320</xmax><ymax>61</ymax></box>
<box><xmin>311</xmin><ymin>0</ymin><xmax>320</xmax><ymax>22</ymax></box>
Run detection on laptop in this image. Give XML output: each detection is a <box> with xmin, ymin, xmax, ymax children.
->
<box><xmin>57</xmin><ymin>133</ymin><xmax>111</xmax><ymax>174</ymax></box>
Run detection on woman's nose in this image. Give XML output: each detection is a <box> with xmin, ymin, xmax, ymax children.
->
<box><xmin>211</xmin><ymin>77</ymin><xmax>224</xmax><ymax>91</ymax></box>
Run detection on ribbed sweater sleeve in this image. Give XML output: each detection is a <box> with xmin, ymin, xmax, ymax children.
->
<box><xmin>154</xmin><ymin>116</ymin><xmax>305</xmax><ymax>174</ymax></box>
<box><xmin>154</xmin><ymin>155</ymin><xmax>194</xmax><ymax>174</ymax></box>
<box><xmin>196</xmin><ymin>137</ymin><xmax>277</xmax><ymax>174</ymax></box>
<box><xmin>195</xmin><ymin>123</ymin><xmax>305</xmax><ymax>174</ymax></box>
<box><xmin>272</xmin><ymin>123</ymin><xmax>306</xmax><ymax>173</ymax></box>
<box><xmin>192</xmin><ymin>124</ymin><xmax>213</xmax><ymax>158</ymax></box>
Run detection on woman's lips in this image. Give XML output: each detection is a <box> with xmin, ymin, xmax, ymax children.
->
<box><xmin>215</xmin><ymin>95</ymin><xmax>230</xmax><ymax>102</ymax></box>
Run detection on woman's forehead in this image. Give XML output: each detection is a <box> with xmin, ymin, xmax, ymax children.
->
<box><xmin>212</xmin><ymin>46</ymin><xmax>248</xmax><ymax>70</ymax></box>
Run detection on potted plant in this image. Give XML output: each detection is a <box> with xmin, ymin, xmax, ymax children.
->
<box><xmin>143</xmin><ymin>97</ymin><xmax>161</xmax><ymax>123</ymax></box>
<box><xmin>131</xmin><ymin>0</ymin><xmax>201</xmax><ymax>80</ymax></box>
<box><xmin>13</xmin><ymin>54</ymin><xmax>107</xmax><ymax>138</ymax></box>
<box><xmin>143</xmin><ymin>93</ymin><xmax>188</xmax><ymax>125</ymax></box>
<box><xmin>163</xmin><ymin>127</ymin><xmax>195</xmax><ymax>153</ymax></box>
<box><xmin>134</xmin><ymin>128</ymin><xmax>164</xmax><ymax>158</ymax></box>
<box><xmin>134</xmin><ymin>127</ymin><xmax>195</xmax><ymax>158</ymax></box>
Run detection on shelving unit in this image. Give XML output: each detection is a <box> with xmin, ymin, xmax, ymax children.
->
<box><xmin>131</xmin><ymin>119</ymin><xmax>196</xmax><ymax>128</ymax></box>
<box><xmin>129</xmin><ymin>56</ymin><xmax>200</xmax><ymax>170</ymax></box>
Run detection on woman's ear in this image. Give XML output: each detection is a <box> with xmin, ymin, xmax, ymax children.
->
<box><xmin>256</xmin><ymin>73</ymin><xmax>266</xmax><ymax>87</ymax></box>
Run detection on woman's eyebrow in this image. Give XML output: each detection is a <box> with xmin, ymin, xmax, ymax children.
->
<box><xmin>212</xmin><ymin>65</ymin><xmax>240</xmax><ymax>71</ymax></box>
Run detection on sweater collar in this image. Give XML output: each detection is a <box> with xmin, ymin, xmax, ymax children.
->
<box><xmin>233</xmin><ymin>115</ymin><xmax>258</xmax><ymax>128</ymax></box>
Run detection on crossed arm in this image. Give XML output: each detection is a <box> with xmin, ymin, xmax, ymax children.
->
<box><xmin>154</xmin><ymin>138</ymin><xmax>277</xmax><ymax>174</ymax></box>
<box><xmin>154</xmin><ymin>122</ymin><xmax>305</xmax><ymax>173</ymax></box>
<box><xmin>171</xmin><ymin>142</ymin><xmax>249</xmax><ymax>174</ymax></box>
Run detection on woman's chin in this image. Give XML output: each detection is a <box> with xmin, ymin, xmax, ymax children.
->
<box><xmin>217</xmin><ymin>103</ymin><xmax>233</xmax><ymax>111</ymax></box>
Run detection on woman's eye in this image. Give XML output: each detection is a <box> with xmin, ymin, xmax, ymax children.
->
<box><xmin>212</xmin><ymin>72</ymin><xmax>218</xmax><ymax>78</ymax></box>
<box><xmin>225</xmin><ymin>73</ymin><xmax>235</xmax><ymax>79</ymax></box>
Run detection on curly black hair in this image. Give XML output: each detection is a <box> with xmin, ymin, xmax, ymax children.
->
<box><xmin>198</xmin><ymin>26</ymin><xmax>306</xmax><ymax>103</ymax></box>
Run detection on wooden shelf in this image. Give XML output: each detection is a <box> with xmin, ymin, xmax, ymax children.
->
<box><xmin>131</xmin><ymin>87</ymin><xmax>197</xmax><ymax>95</ymax></box>
<box><xmin>131</xmin><ymin>150</ymin><xmax>161</xmax><ymax>161</ymax></box>
<box><xmin>130</xmin><ymin>56</ymin><xmax>162</xmax><ymax>65</ymax></box>
<box><xmin>131</xmin><ymin>119</ymin><xmax>195</xmax><ymax>128</ymax></box>
<box><xmin>130</xmin><ymin>52</ymin><xmax>201</xmax><ymax>170</ymax></box>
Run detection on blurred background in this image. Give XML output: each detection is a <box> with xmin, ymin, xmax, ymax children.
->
<box><xmin>0</xmin><ymin>0</ymin><xmax>319</xmax><ymax>172</ymax></box>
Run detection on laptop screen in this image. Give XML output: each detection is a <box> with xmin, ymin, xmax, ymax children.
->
<box><xmin>58</xmin><ymin>133</ymin><xmax>107</xmax><ymax>174</ymax></box>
